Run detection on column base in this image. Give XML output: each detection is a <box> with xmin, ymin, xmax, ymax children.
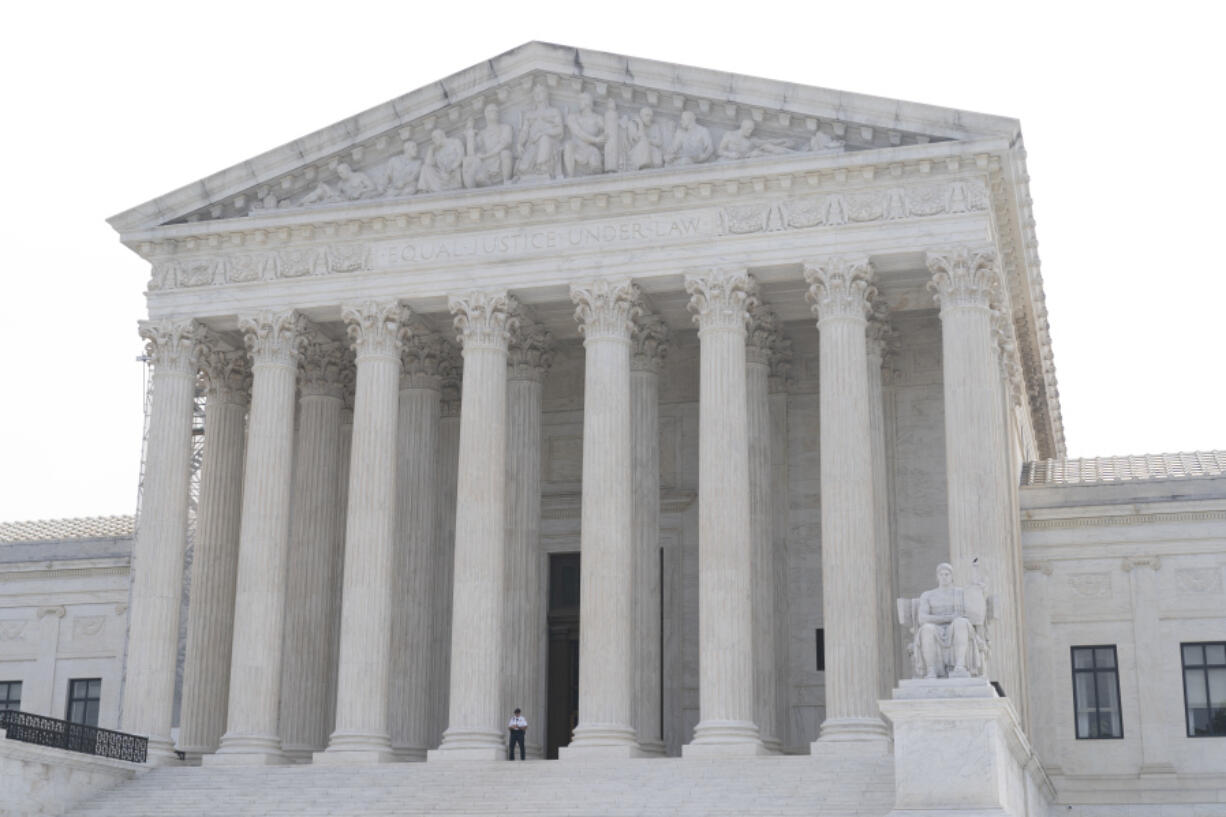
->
<box><xmin>281</xmin><ymin>744</ymin><xmax>322</xmax><ymax>764</ymax></box>
<box><xmin>428</xmin><ymin>727</ymin><xmax>504</xmax><ymax>761</ymax></box>
<box><xmin>637</xmin><ymin>739</ymin><xmax>666</xmax><ymax>757</ymax></box>
<box><xmin>683</xmin><ymin>719</ymin><xmax>767</xmax><ymax>757</ymax></box>
<box><xmin>760</xmin><ymin>736</ymin><xmax>783</xmax><ymax>755</ymax></box>
<box><xmin>207</xmin><ymin>733</ymin><xmax>291</xmax><ymax>766</ymax></box>
<box><xmin>316</xmin><ymin>730</ymin><xmax>395</xmax><ymax>764</ymax></box>
<box><xmin>561</xmin><ymin>723</ymin><xmax>642</xmax><ymax>760</ymax></box>
<box><xmin>143</xmin><ymin>736</ymin><xmax>183</xmax><ymax>766</ymax></box>
<box><xmin>815</xmin><ymin>715</ymin><xmax>892</xmax><ymax>748</ymax></box>
<box><xmin>391</xmin><ymin>745</ymin><xmax>427</xmax><ymax>762</ymax></box>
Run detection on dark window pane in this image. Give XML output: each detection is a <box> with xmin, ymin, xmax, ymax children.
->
<box><xmin>1094</xmin><ymin>647</ymin><xmax>1116</xmax><ymax>668</ymax></box>
<box><xmin>1184</xmin><ymin>644</ymin><xmax>1204</xmax><ymax>666</ymax></box>
<box><xmin>1073</xmin><ymin>648</ymin><xmax>1094</xmax><ymax>669</ymax></box>
<box><xmin>1074</xmin><ymin>672</ymin><xmax>1096</xmax><ymax>738</ymax></box>
<box><xmin>1208</xmin><ymin>669</ymin><xmax>1226</xmax><ymax>710</ymax></box>
<box><xmin>1186</xmin><ymin>669</ymin><xmax>1208</xmax><ymax>707</ymax></box>
<box><xmin>1207</xmin><ymin>644</ymin><xmax>1226</xmax><ymax>666</ymax></box>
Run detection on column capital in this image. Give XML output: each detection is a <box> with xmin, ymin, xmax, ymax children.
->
<box><xmin>631</xmin><ymin>312</ymin><xmax>670</xmax><ymax>374</ymax></box>
<box><xmin>399</xmin><ymin>315</ymin><xmax>447</xmax><ymax>391</ymax></box>
<box><xmin>342</xmin><ymin>301</ymin><xmax>402</xmax><ymax>360</ymax></box>
<box><xmin>926</xmin><ymin>247</ymin><xmax>1000</xmax><ymax>312</ymax></box>
<box><xmin>239</xmin><ymin>309</ymin><xmax>308</xmax><ymax>369</ymax></box>
<box><xmin>299</xmin><ymin>332</ymin><xmax>347</xmax><ymax>399</ymax></box>
<box><xmin>507</xmin><ymin>309</ymin><xmax>554</xmax><ymax>383</ymax></box>
<box><xmin>803</xmin><ymin>256</ymin><xmax>875</xmax><ymax>324</ymax></box>
<box><xmin>139</xmin><ymin>317</ymin><xmax>204</xmax><ymax>376</ymax></box>
<box><xmin>684</xmin><ymin>267</ymin><xmax>758</xmax><ymax>334</ymax></box>
<box><xmin>449</xmin><ymin>290</ymin><xmax>516</xmax><ymax>352</ymax></box>
<box><xmin>199</xmin><ymin>346</ymin><xmax>251</xmax><ymax>406</ymax></box>
<box><xmin>746</xmin><ymin>302</ymin><xmax>780</xmax><ymax>367</ymax></box>
<box><xmin>571</xmin><ymin>278</ymin><xmax>640</xmax><ymax>343</ymax></box>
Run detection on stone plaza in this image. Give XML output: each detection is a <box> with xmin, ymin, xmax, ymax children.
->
<box><xmin>1</xmin><ymin>42</ymin><xmax>1223</xmax><ymax>816</ymax></box>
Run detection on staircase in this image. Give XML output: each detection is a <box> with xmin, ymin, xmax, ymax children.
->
<box><xmin>63</xmin><ymin>752</ymin><xmax>895</xmax><ymax>816</ymax></box>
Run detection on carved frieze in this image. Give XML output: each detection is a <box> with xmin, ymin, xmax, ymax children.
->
<box><xmin>173</xmin><ymin>71</ymin><xmax>954</xmax><ymax>227</ymax></box>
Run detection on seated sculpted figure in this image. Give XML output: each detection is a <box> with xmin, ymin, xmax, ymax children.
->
<box><xmin>903</xmin><ymin>562</ymin><xmax>990</xmax><ymax>679</ymax></box>
<box><xmin>563</xmin><ymin>92</ymin><xmax>607</xmax><ymax>177</ymax></box>
<box><xmin>384</xmin><ymin>141</ymin><xmax>423</xmax><ymax>197</ymax></box>
<box><xmin>515</xmin><ymin>82</ymin><xmax>564</xmax><ymax>180</ymax></box>
<box><xmin>666</xmin><ymin>111</ymin><xmax>713</xmax><ymax>166</ymax></box>
<box><xmin>418</xmin><ymin>129</ymin><xmax>465</xmax><ymax>193</ymax></box>
<box><xmin>298</xmin><ymin>163</ymin><xmax>376</xmax><ymax>206</ymax></box>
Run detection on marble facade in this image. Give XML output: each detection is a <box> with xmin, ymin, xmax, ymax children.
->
<box><xmin>19</xmin><ymin>41</ymin><xmax>1208</xmax><ymax>815</ymax></box>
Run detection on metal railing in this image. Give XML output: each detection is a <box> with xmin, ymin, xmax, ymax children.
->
<box><xmin>0</xmin><ymin>710</ymin><xmax>148</xmax><ymax>763</ymax></box>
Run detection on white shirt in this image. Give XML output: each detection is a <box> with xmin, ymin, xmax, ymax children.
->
<box><xmin>508</xmin><ymin>715</ymin><xmax>527</xmax><ymax>730</ymax></box>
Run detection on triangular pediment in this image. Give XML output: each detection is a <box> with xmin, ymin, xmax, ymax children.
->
<box><xmin>109</xmin><ymin>41</ymin><xmax>1021</xmax><ymax>233</ymax></box>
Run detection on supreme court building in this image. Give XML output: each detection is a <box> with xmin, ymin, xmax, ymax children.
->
<box><xmin>50</xmin><ymin>42</ymin><xmax>1220</xmax><ymax>814</ymax></box>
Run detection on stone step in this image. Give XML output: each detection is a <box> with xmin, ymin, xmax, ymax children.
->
<box><xmin>63</xmin><ymin>755</ymin><xmax>895</xmax><ymax>817</ymax></box>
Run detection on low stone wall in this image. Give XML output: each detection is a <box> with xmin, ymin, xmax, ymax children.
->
<box><xmin>0</xmin><ymin>728</ymin><xmax>142</xmax><ymax>816</ymax></box>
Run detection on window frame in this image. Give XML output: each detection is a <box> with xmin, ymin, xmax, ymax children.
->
<box><xmin>65</xmin><ymin>678</ymin><xmax>102</xmax><ymax>727</ymax></box>
<box><xmin>1070</xmin><ymin>644</ymin><xmax>1124</xmax><ymax>740</ymax></box>
<box><xmin>1181</xmin><ymin>641</ymin><xmax>1226</xmax><ymax>738</ymax></box>
<box><xmin>0</xmin><ymin>680</ymin><xmax>20</xmax><ymax>712</ymax></box>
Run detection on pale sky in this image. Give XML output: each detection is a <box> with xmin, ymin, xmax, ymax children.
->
<box><xmin>1</xmin><ymin>1</ymin><xmax>1221</xmax><ymax>522</ymax></box>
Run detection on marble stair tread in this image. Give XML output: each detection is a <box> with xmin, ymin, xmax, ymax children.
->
<box><xmin>63</xmin><ymin>755</ymin><xmax>894</xmax><ymax>817</ymax></box>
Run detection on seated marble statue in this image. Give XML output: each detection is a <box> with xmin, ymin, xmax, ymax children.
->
<box><xmin>298</xmin><ymin>163</ymin><xmax>376</xmax><ymax>206</ymax></box>
<box><xmin>899</xmin><ymin>562</ymin><xmax>991</xmax><ymax>680</ymax></box>
<box><xmin>462</xmin><ymin>104</ymin><xmax>514</xmax><ymax>189</ymax></box>
<box><xmin>665</xmin><ymin>111</ymin><xmax>713</xmax><ymax>166</ymax></box>
<box><xmin>418</xmin><ymin>129</ymin><xmax>465</xmax><ymax>193</ymax></box>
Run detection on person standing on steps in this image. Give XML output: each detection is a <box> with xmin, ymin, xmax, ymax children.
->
<box><xmin>507</xmin><ymin>708</ymin><xmax>528</xmax><ymax>760</ymax></box>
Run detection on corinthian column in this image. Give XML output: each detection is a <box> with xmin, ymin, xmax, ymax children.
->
<box><xmin>279</xmin><ymin>334</ymin><xmax>345</xmax><ymax>760</ymax></box>
<box><xmin>320</xmin><ymin>301</ymin><xmax>403</xmax><ymax>763</ymax></box>
<box><xmin>503</xmin><ymin>312</ymin><xmax>552</xmax><ymax>760</ymax></box>
<box><xmin>683</xmin><ymin>268</ymin><xmax>766</xmax><ymax>757</ymax></box>
<box><xmin>632</xmin><ymin>311</ymin><xmax>669</xmax><ymax>757</ymax></box>
<box><xmin>428</xmin><ymin>344</ymin><xmax>462</xmax><ymax>748</ymax></box>
<box><xmin>561</xmin><ymin>278</ymin><xmax>641</xmax><ymax>759</ymax></box>
<box><xmin>928</xmin><ymin>248</ymin><xmax>1024</xmax><ymax>704</ymax></box>
<box><xmin>867</xmin><ymin>301</ymin><xmax>897</xmax><ymax>699</ymax></box>
<box><xmin>178</xmin><ymin>345</ymin><xmax>248</xmax><ymax>760</ymax></box>
<box><xmin>389</xmin><ymin>320</ymin><xmax>445</xmax><ymax>761</ymax></box>
<box><xmin>804</xmin><ymin>257</ymin><xmax>889</xmax><ymax>747</ymax></box>
<box><xmin>212</xmin><ymin>310</ymin><xmax>306</xmax><ymax>765</ymax></box>
<box><xmin>430</xmin><ymin>291</ymin><xmax>515</xmax><ymax>761</ymax></box>
<box><xmin>746</xmin><ymin>303</ymin><xmax>781</xmax><ymax>754</ymax></box>
<box><xmin>123</xmin><ymin>318</ymin><xmax>201</xmax><ymax>762</ymax></box>
<box><xmin>768</xmin><ymin>339</ymin><xmax>793</xmax><ymax>750</ymax></box>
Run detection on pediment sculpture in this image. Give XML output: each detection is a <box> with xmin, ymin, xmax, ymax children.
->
<box><xmin>897</xmin><ymin>560</ymin><xmax>992</xmax><ymax>679</ymax></box>
<box><xmin>212</xmin><ymin>79</ymin><xmax>870</xmax><ymax>222</ymax></box>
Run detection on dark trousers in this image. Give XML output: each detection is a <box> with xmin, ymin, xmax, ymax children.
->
<box><xmin>508</xmin><ymin>729</ymin><xmax>525</xmax><ymax>760</ymax></box>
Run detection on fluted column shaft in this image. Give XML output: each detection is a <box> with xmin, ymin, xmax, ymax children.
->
<box><xmin>280</xmin><ymin>336</ymin><xmax>345</xmax><ymax>760</ymax></box>
<box><xmin>389</xmin><ymin>326</ymin><xmax>444</xmax><ymax>761</ymax></box>
<box><xmin>321</xmin><ymin>302</ymin><xmax>403</xmax><ymax>762</ymax></box>
<box><xmin>328</xmin><ymin>372</ymin><xmax>355</xmax><ymax>738</ymax></box>
<box><xmin>563</xmin><ymin>279</ymin><xmax>640</xmax><ymax>757</ymax></box>
<box><xmin>805</xmin><ymin>258</ymin><xmax>889</xmax><ymax>745</ymax></box>
<box><xmin>504</xmin><ymin>319</ymin><xmax>551</xmax><ymax>759</ymax></box>
<box><xmin>631</xmin><ymin>314</ymin><xmax>668</xmax><ymax>756</ymax></box>
<box><xmin>767</xmin><ymin>348</ymin><xmax>792</xmax><ymax>750</ymax></box>
<box><xmin>432</xmin><ymin>292</ymin><xmax>514</xmax><ymax>760</ymax></box>
<box><xmin>746</xmin><ymin>308</ymin><xmax>780</xmax><ymax>753</ymax></box>
<box><xmin>213</xmin><ymin>310</ymin><xmax>305</xmax><ymax>764</ymax></box>
<box><xmin>684</xmin><ymin>269</ymin><xmax>765</xmax><ymax>756</ymax></box>
<box><xmin>428</xmin><ymin>355</ymin><xmax>462</xmax><ymax>748</ymax></box>
<box><xmin>123</xmin><ymin>319</ymin><xmax>200</xmax><ymax>761</ymax></box>
<box><xmin>178</xmin><ymin>349</ymin><xmax>248</xmax><ymax>758</ymax></box>
<box><xmin>929</xmin><ymin>247</ymin><xmax>1023</xmax><ymax>703</ymax></box>
<box><xmin>867</xmin><ymin>312</ymin><xmax>896</xmax><ymax>699</ymax></box>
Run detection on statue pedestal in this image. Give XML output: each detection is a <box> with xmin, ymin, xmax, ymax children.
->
<box><xmin>878</xmin><ymin>680</ymin><xmax>1052</xmax><ymax>817</ymax></box>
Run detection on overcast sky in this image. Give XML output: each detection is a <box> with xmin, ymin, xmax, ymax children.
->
<box><xmin>1</xmin><ymin>1</ymin><xmax>1221</xmax><ymax>522</ymax></box>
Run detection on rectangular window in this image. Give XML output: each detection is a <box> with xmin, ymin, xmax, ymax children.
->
<box><xmin>1071</xmin><ymin>645</ymin><xmax>1123</xmax><ymax>739</ymax></box>
<box><xmin>1182</xmin><ymin>642</ymin><xmax>1226</xmax><ymax>737</ymax></box>
<box><xmin>815</xmin><ymin>628</ymin><xmax>825</xmax><ymax>672</ymax></box>
<box><xmin>66</xmin><ymin>678</ymin><xmax>101</xmax><ymax>727</ymax></box>
<box><xmin>0</xmin><ymin>680</ymin><xmax>20</xmax><ymax>712</ymax></box>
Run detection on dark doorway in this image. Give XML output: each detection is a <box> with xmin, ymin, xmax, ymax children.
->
<box><xmin>546</xmin><ymin>552</ymin><xmax>580</xmax><ymax>759</ymax></box>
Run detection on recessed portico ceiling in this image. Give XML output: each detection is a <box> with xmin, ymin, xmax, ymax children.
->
<box><xmin>108</xmin><ymin>41</ymin><xmax>1021</xmax><ymax>234</ymax></box>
